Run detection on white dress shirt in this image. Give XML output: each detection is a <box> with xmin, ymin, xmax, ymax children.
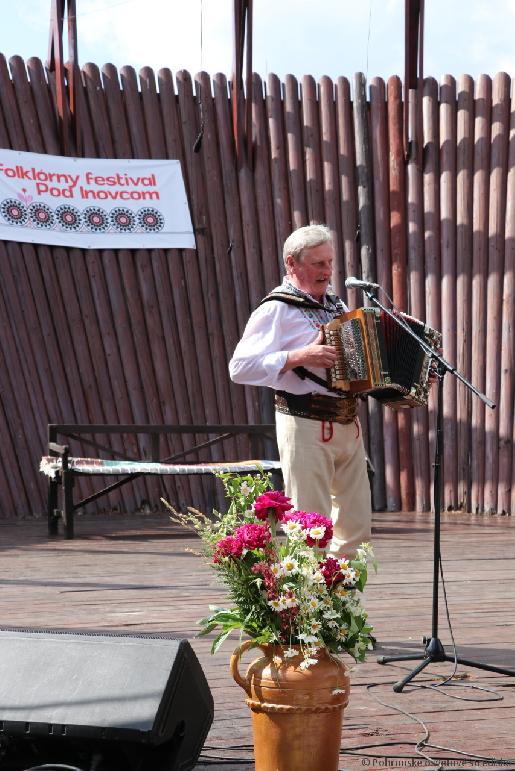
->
<box><xmin>229</xmin><ymin>284</ymin><xmax>348</xmax><ymax>396</ymax></box>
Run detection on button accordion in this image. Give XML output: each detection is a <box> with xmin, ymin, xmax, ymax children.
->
<box><xmin>323</xmin><ymin>308</ymin><xmax>441</xmax><ymax>409</ymax></box>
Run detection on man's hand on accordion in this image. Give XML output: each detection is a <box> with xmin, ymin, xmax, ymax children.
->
<box><xmin>281</xmin><ymin>330</ymin><xmax>338</xmax><ymax>373</ymax></box>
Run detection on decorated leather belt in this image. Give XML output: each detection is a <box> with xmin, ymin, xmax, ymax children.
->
<box><xmin>275</xmin><ymin>391</ymin><xmax>358</xmax><ymax>424</ymax></box>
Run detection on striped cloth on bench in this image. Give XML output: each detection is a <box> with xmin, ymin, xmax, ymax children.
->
<box><xmin>40</xmin><ymin>457</ymin><xmax>281</xmax><ymax>479</ymax></box>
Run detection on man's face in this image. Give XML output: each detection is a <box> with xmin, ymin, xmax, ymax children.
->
<box><xmin>285</xmin><ymin>241</ymin><xmax>334</xmax><ymax>302</ymax></box>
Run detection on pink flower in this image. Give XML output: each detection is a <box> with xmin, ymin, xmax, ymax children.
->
<box><xmin>234</xmin><ymin>522</ymin><xmax>271</xmax><ymax>550</ymax></box>
<box><xmin>253</xmin><ymin>491</ymin><xmax>293</xmax><ymax>521</ymax></box>
<box><xmin>214</xmin><ymin>523</ymin><xmax>272</xmax><ymax>563</ymax></box>
<box><xmin>282</xmin><ymin>511</ymin><xmax>333</xmax><ymax>549</ymax></box>
<box><xmin>213</xmin><ymin>535</ymin><xmax>244</xmax><ymax>562</ymax></box>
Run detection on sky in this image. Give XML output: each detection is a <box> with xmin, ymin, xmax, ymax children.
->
<box><xmin>2</xmin><ymin>0</ymin><xmax>514</xmax><ymax>85</ymax></box>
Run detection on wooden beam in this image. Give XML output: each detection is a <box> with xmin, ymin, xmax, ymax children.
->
<box><xmin>47</xmin><ymin>0</ymin><xmax>81</xmax><ymax>155</ymax></box>
<box><xmin>232</xmin><ymin>0</ymin><xmax>253</xmax><ymax>168</ymax></box>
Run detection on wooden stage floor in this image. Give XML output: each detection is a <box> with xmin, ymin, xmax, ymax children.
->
<box><xmin>1</xmin><ymin>509</ymin><xmax>515</xmax><ymax>770</ymax></box>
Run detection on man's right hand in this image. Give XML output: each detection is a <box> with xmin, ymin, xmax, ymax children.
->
<box><xmin>281</xmin><ymin>330</ymin><xmax>338</xmax><ymax>372</ymax></box>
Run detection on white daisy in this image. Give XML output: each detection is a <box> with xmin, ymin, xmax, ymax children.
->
<box><xmin>281</xmin><ymin>556</ymin><xmax>299</xmax><ymax>575</ymax></box>
<box><xmin>340</xmin><ymin>568</ymin><xmax>357</xmax><ymax>583</ymax></box>
<box><xmin>268</xmin><ymin>598</ymin><xmax>286</xmax><ymax>611</ymax></box>
<box><xmin>282</xmin><ymin>520</ymin><xmax>302</xmax><ymax>535</ymax></box>
<box><xmin>311</xmin><ymin>570</ymin><xmax>326</xmax><ymax>584</ymax></box>
<box><xmin>309</xmin><ymin>526</ymin><xmax>326</xmax><ymax>541</ymax></box>
<box><xmin>305</xmin><ymin>596</ymin><xmax>321</xmax><ymax>611</ymax></box>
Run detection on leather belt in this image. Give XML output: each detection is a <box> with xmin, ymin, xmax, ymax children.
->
<box><xmin>275</xmin><ymin>391</ymin><xmax>358</xmax><ymax>424</ymax></box>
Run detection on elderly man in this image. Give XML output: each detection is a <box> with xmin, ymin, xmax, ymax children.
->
<box><xmin>229</xmin><ymin>224</ymin><xmax>371</xmax><ymax>558</ymax></box>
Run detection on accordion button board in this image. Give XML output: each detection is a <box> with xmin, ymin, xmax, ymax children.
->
<box><xmin>323</xmin><ymin>308</ymin><xmax>442</xmax><ymax>409</ymax></box>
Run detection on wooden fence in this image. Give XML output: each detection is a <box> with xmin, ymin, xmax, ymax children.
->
<box><xmin>0</xmin><ymin>54</ymin><xmax>513</xmax><ymax>518</ymax></box>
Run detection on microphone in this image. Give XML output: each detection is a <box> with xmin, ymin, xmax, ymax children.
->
<box><xmin>345</xmin><ymin>276</ymin><xmax>380</xmax><ymax>291</ymax></box>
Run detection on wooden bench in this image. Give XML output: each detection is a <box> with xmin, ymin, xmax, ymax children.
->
<box><xmin>42</xmin><ymin>424</ymin><xmax>279</xmax><ymax>539</ymax></box>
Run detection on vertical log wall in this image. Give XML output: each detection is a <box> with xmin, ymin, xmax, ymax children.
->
<box><xmin>0</xmin><ymin>55</ymin><xmax>513</xmax><ymax>517</ymax></box>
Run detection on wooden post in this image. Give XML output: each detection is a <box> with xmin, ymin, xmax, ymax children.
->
<box><xmin>498</xmin><ymin>84</ymin><xmax>515</xmax><ymax>514</ymax></box>
<box><xmin>284</xmin><ymin>75</ymin><xmax>308</xmax><ymax>228</ymax></box>
<box><xmin>353</xmin><ymin>73</ymin><xmax>376</xmax><ymax>284</ymax></box>
<box><xmin>335</xmin><ymin>77</ymin><xmax>360</xmax><ymax>310</ymax></box>
<box><xmin>369</xmin><ymin>76</ymin><xmax>391</xmax><ymax>512</ymax></box>
<box><xmin>47</xmin><ymin>0</ymin><xmax>81</xmax><ymax>155</ymax></box>
<box><xmin>484</xmin><ymin>73</ymin><xmax>511</xmax><ymax>512</ymax></box>
<box><xmin>422</xmin><ymin>77</ymin><xmax>441</xmax><ymax>509</ymax></box>
<box><xmin>407</xmin><ymin>80</ymin><xmax>430</xmax><ymax>511</ymax></box>
<box><xmin>266</xmin><ymin>73</ymin><xmax>292</xmax><ymax>264</ymax></box>
<box><xmin>302</xmin><ymin>75</ymin><xmax>325</xmax><ymax>225</ymax></box>
<box><xmin>439</xmin><ymin>74</ymin><xmax>458</xmax><ymax>510</ymax></box>
<box><xmin>232</xmin><ymin>0</ymin><xmax>253</xmax><ymax>169</ymax></box>
<box><xmin>388</xmin><ymin>75</ymin><xmax>413</xmax><ymax>512</ymax></box>
<box><xmin>456</xmin><ymin>75</ymin><xmax>474</xmax><ymax>511</ymax></box>
<box><xmin>353</xmin><ymin>72</ymin><xmax>386</xmax><ymax>511</ymax></box>
<box><xmin>470</xmin><ymin>75</ymin><xmax>491</xmax><ymax>513</ymax></box>
<box><xmin>320</xmin><ymin>76</ymin><xmax>344</xmax><ymax>297</ymax></box>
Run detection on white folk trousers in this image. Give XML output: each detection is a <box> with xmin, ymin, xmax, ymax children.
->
<box><xmin>275</xmin><ymin>411</ymin><xmax>372</xmax><ymax>558</ymax></box>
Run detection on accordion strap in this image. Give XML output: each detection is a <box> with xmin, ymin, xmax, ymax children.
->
<box><xmin>259</xmin><ymin>290</ymin><xmax>345</xmax><ymax>313</ymax></box>
<box><xmin>292</xmin><ymin>366</ymin><xmax>343</xmax><ymax>395</ymax></box>
<box><xmin>259</xmin><ymin>292</ymin><xmax>324</xmax><ymax>310</ymax></box>
<box><xmin>259</xmin><ymin>289</ymin><xmax>346</xmax><ymax>394</ymax></box>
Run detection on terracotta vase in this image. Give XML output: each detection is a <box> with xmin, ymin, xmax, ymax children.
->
<box><xmin>230</xmin><ymin>640</ymin><xmax>350</xmax><ymax>771</ymax></box>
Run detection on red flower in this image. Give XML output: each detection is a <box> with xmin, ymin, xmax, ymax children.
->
<box><xmin>319</xmin><ymin>556</ymin><xmax>344</xmax><ymax>587</ymax></box>
<box><xmin>234</xmin><ymin>522</ymin><xmax>271</xmax><ymax>550</ymax></box>
<box><xmin>253</xmin><ymin>491</ymin><xmax>293</xmax><ymax>522</ymax></box>
<box><xmin>213</xmin><ymin>535</ymin><xmax>244</xmax><ymax>562</ymax></box>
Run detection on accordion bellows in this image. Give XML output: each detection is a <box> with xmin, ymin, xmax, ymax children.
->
<box><xmin>323</xmin><ymin>308</ymin><xmax>442</xmax><ymax>409</ymax></box>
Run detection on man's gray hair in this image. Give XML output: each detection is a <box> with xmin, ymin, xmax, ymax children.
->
<box><xmin>282</xmin><ymin>224</ymin><xmax>332</xmax><ymax>266</ymax></box>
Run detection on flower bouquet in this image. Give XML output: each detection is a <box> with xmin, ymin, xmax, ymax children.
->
<box><xmin>164</xmin><ymin>470</ymin><xmax>375</xmax><ymax>669</ymax></box>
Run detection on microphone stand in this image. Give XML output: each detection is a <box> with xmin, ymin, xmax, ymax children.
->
<box><xmin>361</xmin><ymin>288</ymin><xmax>515</xmax><ymax>692</ymax></box>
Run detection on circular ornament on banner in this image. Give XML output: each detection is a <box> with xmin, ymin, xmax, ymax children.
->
<box><xmin>137</xmin><ymin>207</ymin><xmax>164</xmax><ymax>232</ymax></box>
<box><xmin>1</xmin><ymin>198</ymin><xmax>28</xmax><ymax>225</ymax></box>
<box><xmin>55</xmin><ymin>204</ymin><xmax>82</xmax><ymax>231</ymax></box>
<box><xmin>83</xmin><ymin>206</ymin><xmax>109</xmax><ymax>232</ymax></box>
<box><xmin>110</xmin><ymin>207</ymin><xmax>135</xmax><ymax>232</ymax></box>
<box><xmin>28</xmin><ymin>202</ymin><xmax>55</xmax><ymax>229</ymax></box>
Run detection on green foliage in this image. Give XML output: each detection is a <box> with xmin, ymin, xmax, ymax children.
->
<box><xmin>164</xmin><ymin>472</ymin><xmax>376</xmax><ymax>666</ymax></box>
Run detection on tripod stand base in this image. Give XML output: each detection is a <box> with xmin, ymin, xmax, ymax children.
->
<box><xmin>377</xmin><ymin>637</ymin><xmax>515</xmax><ymax>692</ymax></box>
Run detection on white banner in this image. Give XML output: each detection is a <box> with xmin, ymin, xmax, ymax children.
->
<box><xmin>0</xmin><ymin>149</ymin><xmax>195</xmax><ymax>249</ymax></box>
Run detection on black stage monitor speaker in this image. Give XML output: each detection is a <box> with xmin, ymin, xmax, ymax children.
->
<box><xmin>0</xmin><ymin>627</ymin><xmax>213</xmax><ymax>771</ymax></box>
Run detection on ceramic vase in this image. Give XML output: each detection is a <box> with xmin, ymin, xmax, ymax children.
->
<box><xmin>230</xmin><ymin>640</ymin><xmax>350</xmax><ymax>771</ymax></box>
